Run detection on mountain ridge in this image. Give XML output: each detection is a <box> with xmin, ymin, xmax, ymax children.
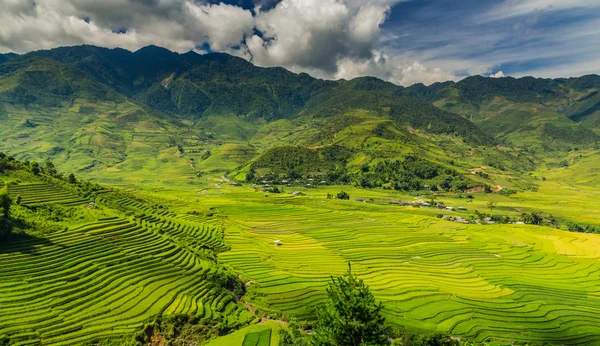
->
<box><xmin>0</xmin><ymin>45</ymin><xmax>598</xmax><ymax>187</ymax></box>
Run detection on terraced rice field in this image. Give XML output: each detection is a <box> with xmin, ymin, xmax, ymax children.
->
<box><xmin>7</xmin><ymin>183</ymin><xmax>90</xmax><ymax>206</ymax></box>
<box><xmin>214</xmin><ymin>197</ymin><xmax>600</xmax><ymax>345</ymax></box>
<box><xmin>0</xmin><ymin>195</ymin><xmax>254</xmax><ymax>345</ymax></box>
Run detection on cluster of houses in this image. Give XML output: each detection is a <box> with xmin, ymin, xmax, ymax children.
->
<box><xmin>253</xmin><ymin>178</ymin><xmax>328</xmax><ymax>190</ymax></box>
<box><xmin>387</xmin><ymin>199</ymin><xmax>468</xmax><ymax>211</ymax></box>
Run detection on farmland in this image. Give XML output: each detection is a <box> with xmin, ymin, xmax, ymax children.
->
<box><xmin>134</xmin><ymin>150</ymin><xmax>600</xmax><ymax>345</ymax></box>
<box><xmin>2</xmin><ymin>148</ymin><xmax>600</xmax><ymax>345</ymax></box>
<box><xmin>1</xmin><ymin>44</ymin><xmax>600</xmax><ymax>345</ymax></box>
<box><xmin>0</xmin><ymin>181</ymin><xmax>255</xmax><ymax>345</ymax></box>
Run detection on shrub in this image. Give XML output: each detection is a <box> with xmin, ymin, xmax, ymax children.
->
<box><xmin>336</xmin><ymin>191</ymin><xmax>350</xmax><ymax>200</ymax></box>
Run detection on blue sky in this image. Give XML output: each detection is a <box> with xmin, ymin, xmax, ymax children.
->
<box><xmin>0</xmin><ymin>0</ymin><xmax>598</xmax><ymax>85</ymax></box>
<box><xmin>379</xmin><ymin>0</ymin><xmax>600</xmax><ymax>79</ymax></box>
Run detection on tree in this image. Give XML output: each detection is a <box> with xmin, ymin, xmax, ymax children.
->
<box><xmin>246</xmin><ymin>166</ymin><xmax>256</xmax><ymax>182</ymax></box>
<box><xmin>312</xmin><ymin>264</ymin><xmax>389</xmax><ymax>346</ymax></box>
<box><xmin>484</xmin><ymin>184</ymin><xmax>493</xmax><ymax>193</ymax></box>
<box><xmin>0</xmin><ymin>193</ymin><xmax>12</xmax><ymax>218</ymax></box>
<box><xmin>68</xmin><ymin>173</ymin><xmax>77</xmax><ymax>184</ymax></box>
<box><xmin>336</xmin><ymin>191</ymin><xmax>350</xmax><ymax>200</ymax></box>
<box><xmin>487</xmin><ymin>200</ymin><xmax>496</xmax><ymax>216</ymax></box>
<box><xmin>30</xmin><ymin>161</ymin><xmax>40</xmax><ymax>175</ymax></box>
<box><xmin>395</xmin><ymin>332</ymin><xmax>458</xmax><ymax>346</ymax></box>
<box><xmin>455</xmin><ymin>180</ymin><xmax>468</xmax><ymax>192</ymax></box>
<box><xmin>523</xmin><ymin>212</ymin><xmax>543</xmax><ymax>225</ymax></box>
<box><xmin>440</xmin><ymin>176</ymin><xmax>453</xmax><ymax>191</ymax></box>
<box><xmin>44</xmin><ymin>160</ymin><xmax>57</xmax><ymax>175</ymax></box>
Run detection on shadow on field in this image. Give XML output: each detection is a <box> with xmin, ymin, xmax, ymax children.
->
<box><xmin>0</xmin><ymin>225</ymin><xmax>55</xmax><ymax>255</ymax></box>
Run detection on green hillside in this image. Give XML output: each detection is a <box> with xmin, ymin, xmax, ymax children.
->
<box><xmin>0</xmin><ymin>155</ymin><xmax>255</xmax><ymax>346</ymax></box>
<box><xmin>405</xmin><ymin>75</ymin><xmax>600</xmax><ymax>150</ymax></box>
<box><xmin>2</xmin><ymin>45</ymin><xmax>600</xmax><ymax>345</ymax></box>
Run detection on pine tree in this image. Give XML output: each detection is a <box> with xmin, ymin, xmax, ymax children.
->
<box><xmin>312</xmin><ymin>264</ymin><xmax>389</xmax><ymax>346</ymax></box>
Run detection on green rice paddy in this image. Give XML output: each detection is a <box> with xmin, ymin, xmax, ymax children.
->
<box><xmin>0</xmin><ymin>184</ymin><xmax>255</xmax><ymax>345</ymax></box>
<box><xmin>2</xmin><ymin>151</ymin><xmax>600</xmax><ymax>345</ymax></box>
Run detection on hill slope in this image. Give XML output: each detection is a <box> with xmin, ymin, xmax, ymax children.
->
<box><xmin>404</xmin><ymin>75</ymin><xmax>600</xmax><ymax>150</ymax></box>
<box><xmin>0</xmin><ymin>45</ymin><xmax>598</xmax><ymax>188</ymax></box>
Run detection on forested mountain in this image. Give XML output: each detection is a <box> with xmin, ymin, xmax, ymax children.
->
<box><xmin>0</xmin><ymin>45</ymin><xmax>598</xmax><ymax>186</ymax></box>
<box><xmin>0</xmin><ymin>45</ymin><xmax>493</xmax><ymax>144</ymax></box>
<box><xmin>404</xmin><ymin>75</ymin><xmax>600</xmax><ymax>149</ymax></box>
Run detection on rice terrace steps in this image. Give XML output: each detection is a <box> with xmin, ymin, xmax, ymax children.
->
<box><xmin>7</xmin><ymin>183</ymin><xmax>91</xmax><ymax>207</ymax></box>
<box><xmin>0</xmin><ymin>189</ymin><xmax>255</xmax><ymax>345</ymax></box>
<box><xmin>214</xmin><ymin>197</ymin><xmax>600</xmax><ymax>345</ymax></box>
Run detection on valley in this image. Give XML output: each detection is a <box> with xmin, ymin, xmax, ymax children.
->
<box><xmin>1</xmin><ymin>45</ymin><xmax>600</xmax><ymax>346</ymax></box>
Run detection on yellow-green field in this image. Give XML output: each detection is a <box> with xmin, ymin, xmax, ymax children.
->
<box><xmin>2</xmin><ymin>146</ymin><xmax>600</xmax><ymax>345</ymax></box>
<box><xmin>130</xmin><ymin>151</ymin><xmax>600</xmax><ymax>345</ymax></box>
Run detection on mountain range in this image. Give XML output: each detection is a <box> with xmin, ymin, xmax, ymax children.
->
<box><xmin>0</xmin><ymin>45</ymin><xmax>598</xmax><ymax>185</ymax></box>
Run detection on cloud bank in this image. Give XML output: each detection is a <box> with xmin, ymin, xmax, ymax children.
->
<box><xmin>0</xmin><ymin>0</ymin><xmax>456</xmax><ymax>86</ymax></box>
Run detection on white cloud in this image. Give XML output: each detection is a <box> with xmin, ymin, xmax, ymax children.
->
<box><xmin>0</xmin><ymin>0</ymin><xmax>457</xmax><ymax>86</ymax></box>
<box><xmin>0</xmin><ymin>0</ymin><xmax>255</xmax><ymax>53</ymax></box>
<box><xmin>483</xmin><ymin>0</ymin><xmax>600</xmax><ymax>21</ymax></box>
<box><xmin>335</xmin><ymin>50</ymin><xmax>457</xmax><ymax>86</ymax></box>
<box><xmin>490</xmin><ymin>71</ymin><xmax>505</xmax><ymax>78</ymax></box>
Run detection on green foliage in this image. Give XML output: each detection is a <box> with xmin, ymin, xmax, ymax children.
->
<box><xmin>541</xmin><ymin>123</ymin><xmax>600</xmax><ymax>145</ymax></box>
<box><xmin>354</xmin><ymin>156</ymin><xmax>471</xmax><ymax>192</ymax></box>
<box><xmin>30</xmin><ymin>161</ymin><xmax>40</xmax><ymax>175</ymax></box>
<box><xmin>253</xmin><ymin>146</ymin><xmax>352</xmax><ymax>179</ymax></box>
<box><xmin>393</xmin><ymin>332</ymin><xmax>458</xmax><ymax>346</ymax></box>
<box><xmin>312</xmin><ymin>264</ymin><xmax>390</xmax><ymax>346</ymax></box>
<box><xmin>246</xmin><ymin>166</ymin><xmax>256</xmax><ymax>182</ymax></box>
<box><xmin>135</xmin><ymin>314</ymin><xmax>230</xmax><ymax>346</ymax></box>
<box><xmin>67</xmin><ymin>173</ymin><xmax>77</xmax><ymax>184</ymax></box>
<box><xmin>521</xmin><ymin>212</ymin><xmax>553</xmax><ymax>226</ymax></box>
<box><xmin>565</xmin><ymin>222</ymin><xmax>600</xmax><ymax>234</ymax></box>
<box><xmin>207</xmin><ymin>269</ymin><xmax>246</xmax><ymax>297</ymax></box>
<box><xmin>336</xmin><ymin>191</ymin><xmax>350</xmax><ymax>200</ymax></box>
<box><xmin>0</xmin><ymin>193</ymin><xmax>11</xmax><ymax>218</ymax></box>
<box><xmin>278</xmin><ymin>321</ymin><xmax>310</xmax><ymax>346</ymax></box>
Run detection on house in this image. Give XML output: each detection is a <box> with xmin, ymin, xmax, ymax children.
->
<box><xmin>420</xmin><ymin>202</ymin><xmax>431</xmax><ymax>207</ymax></box>
<box><xmin>274</xmin><ymin>240</ymin><xmax>281</xmax><ymax>246</ymax></box>
<box><xmin>390</xmin><ymin>200</ymin><xmax>399</xmax><ymax>205</ymax></box>
<box><xmin>457</xmin><ymin>206</ymin><xmax>467</xmax><ymax>211</ymax></box>
<box><xmin>356</xmin><ymin>198</ymin><xmax>365</xmax><ymax>202</ymax></box>
<box><xmin>320</xmin><ymin>180</ymin><xmax>327</xmax><ymax>185</ymax></box>
<box><xmin>400</xmin><ymin>201</ymin><xmax>410</xmax><ymax>206</ymax></box>
<box><xmin>455</xmin><ymin>216</ymin><xmax>468</xmax><ymax>224</ymax></box>
<box><xmin>446</xmin><ymin>206</ymin><xmax>455</xmax><ymax>211</ymax></box>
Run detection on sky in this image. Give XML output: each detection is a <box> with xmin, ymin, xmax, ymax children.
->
<box><xmin>0</xmin><ymin>0</ymin><xmax>599</xmax><ymax>86</ymax></box>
